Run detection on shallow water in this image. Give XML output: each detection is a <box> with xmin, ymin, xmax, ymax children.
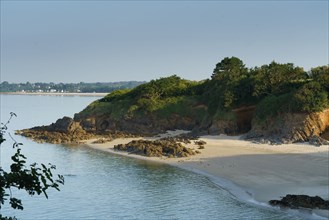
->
<box><xmin>0</xmin><ymin>94</ymin><xmax>311</xmax><ymax>219</ymax></box>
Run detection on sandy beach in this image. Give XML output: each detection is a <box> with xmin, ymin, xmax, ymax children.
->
<box><xmin>85</xmin><ymin>131</ymin><xmax>329</xmax><ymax>219</ymax></box>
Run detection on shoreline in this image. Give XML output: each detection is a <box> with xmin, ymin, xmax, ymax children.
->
<box><xmin>0</xmin><ymin>92</ymin><xmax>108</xmax><ymax>97</ymax></box>
<box><xmin>85</xmin><ymin>132</ymin><xmax>329</xmax><ymax>219</ymax></box>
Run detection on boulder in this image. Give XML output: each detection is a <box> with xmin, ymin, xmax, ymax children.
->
<box><xmin>269</xmin><ymin>194</ymin><xmax>329</xmax><ymax>210</ymax></box>
<box><xmin>17</xmin><ymin>116</ymin><xmax>95</xmax><ymax>144</ymax></box>
<box><xmin>114</xmin><ymin>139</ymin><xmax>197</xmax><ymax>158</ymax></box>
<box><xmin>48</xmin><ymin>116</ymin><xmax>84</xmax><ymax>133</ymax></box>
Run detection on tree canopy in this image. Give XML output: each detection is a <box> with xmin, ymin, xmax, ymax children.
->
<box><xmin>251</xmin><ymin>62</ymin><xmax>306</xmax><ymax>98</ymax></box>
<box><xmin>79</xmin><ymin>57</ymin><xmax>329</xmax><ymax>127</ymax></box>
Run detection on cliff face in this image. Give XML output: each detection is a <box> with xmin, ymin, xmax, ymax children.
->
<box><xmin>76</xmin><ymin>106</ymin><xmax>329</xmax><ymax>143</ymax></box>
<box><xmin>18</xmin><ymin>106</ymin><xmax>329</xmax><ymax>144</ymax></box>
<box><xmin>76</xmin><ymin>113</ymin><xmax>197</xmax><ymax>136</ymax></box>
<box><xmin>247</xmin><ymin>109</ymin><xmax>329</xmax><ymax>142</ymax></box>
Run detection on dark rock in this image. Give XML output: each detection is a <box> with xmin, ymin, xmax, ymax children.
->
<box><xmin>194</xmin><ymin>140</ymin><xmax>206</xmax><ymax>146</ymax></box>
<box><xmin>269</xmin><ymin>194</ymin><xmax>329</xmax><ymax>210</ymax></box>
<box><xmin>47</xmin><ymin>116</ymin><xmax>83</xmax><ymax>133</ymax></box>
<box><xmin>309</xmin><ymin>135</ymin><xmax>329</xmax><ymax>146</ymax></box>
<box><xmin>92</xmin><ymin>138</ymin><xmax>113</xmax><ymax>144</ymax></box>
<box><xmin>114</xmin><ymin>139</ymin><xmax>197</xmax><ymax>158</ymax></box>
<box><xmin>17</xmin><ymin>117</ymin><xmax>94</xmax><ymax>144</ymax></box>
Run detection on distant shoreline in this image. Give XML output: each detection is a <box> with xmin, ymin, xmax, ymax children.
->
<box><xmin>0</xmin><ymin>92</ymin><xmax>108</xmax><ymax>97</ymax></box>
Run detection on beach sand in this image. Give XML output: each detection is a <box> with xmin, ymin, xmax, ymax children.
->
<box><xmin>86</xmin><ymin>131</ymin><xmax>329</xmax><ymax>218</ymax></box>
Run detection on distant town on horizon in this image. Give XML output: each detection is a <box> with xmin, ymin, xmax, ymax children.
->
<box><xmin>0</xmin><ymin>81</ymin><xmax>145</xmax><ymax>93</ymax></box>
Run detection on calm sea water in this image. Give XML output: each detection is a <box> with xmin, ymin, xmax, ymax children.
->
<box><xmin>0</xmin><ymin>94</ymin><xmax>309</xmax><ymax>219</ymax></box>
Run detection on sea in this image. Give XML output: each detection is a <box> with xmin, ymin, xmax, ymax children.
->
<box><xmin>0</xmin><ymin>94</ymin><xmax>316</xmax><ymax>219</ymax></box>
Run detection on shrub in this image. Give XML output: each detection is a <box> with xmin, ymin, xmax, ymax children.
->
<box><xmin>254</xmin><ymin>93</ymin><xmax>293</xmax><ymax>120</ymax></box>
<box><xmin>293</xmin><ymin>82</ymin><xmax>328</xmax><ymax>112</ymax></box>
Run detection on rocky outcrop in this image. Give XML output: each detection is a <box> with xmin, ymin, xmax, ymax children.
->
<box><xmin>207</xmin><ymin>119</ymin><xmax>238</xmax><ymax>135</ymax></box>
<box><xmin>114</xmin><ymin>139</ymin><xmax>199</xmax><ymax>158</ymax></box>
<box><xmin>17</xmin><ymin>116</ymin><xmax>142</xmax><ymax>144</ymax></box>
<box><xmin>77</xmin><ymin>114</ymin><xmax>196</xmax><ymax>136</ymax></box>
<box><xmin>17</xmin><ymin>129</ymin><xmax>94</xmax><ymax>144</ymax></box>
<box><xmin>201</xmin><ymin>106</ymin><xmax>256</xmax><ymax>135</ymax></box>
<box><xmin>160</xmin><ymin>133</ymin><xmax>199</xmax><ymax>144</ymax></box>
<box><xmin>269</xmin><ymin>194</ymin><xmax>329</xmax><ymax>210</ymax></box>
<box><xmin>29</xmin><ymin>116</ymin><xmax>84</xmax><ymax>133</ymax></box>
<box><xmin>308</xmin><ymin>135</ymin><xmax>329</xmax><ymax>146</ymax></box>
<box><xmin>17</xmin><ymin>103</ymin><xmax>329</xmax><ymax>145</ymax></box>
<box><xmin>17</xmin><ymin>117</ymin><xmax>95</xmax><ymax>144</ymax></box>
<box><xmin>247</xmin><ymin>109</ymin><xmax>329</xmax><ymax>143</ymax></box>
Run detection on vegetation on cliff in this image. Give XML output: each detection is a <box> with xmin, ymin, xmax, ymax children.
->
<box><xmin>76</xmin><ymin>57</ymin><xmax>328</xmax><ymax>137</ymax></box>
<box><xmin>18</xmin><ymin>57</ymin><xmax>329</xmax><ymax>144</ymax></box>
<box><xmin>77</xmin><ymin>75</ymin><xmax>207</xmax><ymax>134</ymax></box>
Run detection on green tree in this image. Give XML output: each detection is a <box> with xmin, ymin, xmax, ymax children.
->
<box><xmin>210</xmin><ymin>57</ymin><xmax>250</xmax><ymax>109</ymax></box>
<box><xmin>251</xmin><ymin>62</ymin><xmax>306</xmax><ymax>97</ymax></box>
<box><xmin>293</xmin><ymin>81</ymin><xmax>328</xmax><ymax>112</ymax></box>
<box><xmin>310</xmin><ymin>65</ymin><xmax>329</xmax><ymax>89</ymax></box>
<box><xmin>0</xmin><ymin>113</ymin><xmax>64</xmax><ymax>220</ymax></box>
<box><xmin>212</xmin><ymin>56</ymin><xmax>246</xmax><ymax>77</ymax></box>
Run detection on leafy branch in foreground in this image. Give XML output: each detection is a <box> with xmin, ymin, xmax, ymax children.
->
<box><xmin>0</xmin><ymin>113</ymin><xmax>64</xmax><ymax>220</ymax></box>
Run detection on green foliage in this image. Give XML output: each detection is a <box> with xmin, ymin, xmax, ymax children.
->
<box><xmin>156</xmin><ymin>96</ymin><xmax>206</xmax><ymax>120</ymax></box>
<box><xmin>99</xmin><ymin>89</ymin><xmax>132</xmax><ymax>102</ymax></box>
<box><xmin>204</xmin><ymin>57</ymin><xmax>252</xmax><ymax>112</ymax></box>
<box><xmin>205</xmin><ymin>59</ymin><xmax>325</xmax><ymax>119</ymax></box>
<box><xmin>79</xmin><ymin>75</ymin><xmax>205</xmax><ymax>120</ymax></box>
<box><xmin>212</xmin><ymin>56</ymin><xmax>246</xmax><ymax>78</ymax></box>
<box><xmin>213</xmin><ymin>109</ymin><xmax>236</xmax><ymax>121</ymax></box>
<box><xmin>78</xmin><ymin>58</ymin><xmax>329</xmax><ymax>130</ymax></box>
<box><xmin>127</xmin><ymin>76</ymin><xmax>205</xmax><ymax>116</ymax></box>
<box><xmin>129</xmin><ymin>75</ymin><xmax>196</xmax><ymax>99</ymax></box>
<box><xmin>254</xmin><ymin>81</ymin><xmax>329</xmax><ymax>120</ymax></box>
<box><xmin>254</xmin><ymin>93</ymin><xmax>294</xmax><ymax>120</ymax></box>
<box><xmin>293</xmin><ymin>81</ymin><xmax>328</xmax><ymax>112</ymax></box>
<box><xmin>310</xmin><ymin>65</ymin><xmax>329</xmax><ymax>88</ymax></box>
<box><xmin>0</xmin><ymin>113</ymin><xmax>64</xmax><ymax>219</ymax></box>
<box><xmin>251</xmin><ymin>62</ymin><xmax>307</xmax><ymax>98</ymax></box>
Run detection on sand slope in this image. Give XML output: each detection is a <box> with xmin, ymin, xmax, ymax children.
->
<box><xmin>86</xmin><ymin>132</ymin><xmax>329</xmax><ymax>218</ymax></box>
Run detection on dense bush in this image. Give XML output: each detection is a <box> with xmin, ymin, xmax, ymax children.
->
<box><xmin>310</xmin><ymin>66</ymin><xmax>329</xmax><ymax>92</ymax></box>
<box><xmin>251</xmin><ymin>62</ymin><xmax>306</xmax><ymax>98</ymax></box>
<box><xmin>254</xmin><ymin>93</ymin><xmax>294</xmax><ymax>120</ymax></box>
<box><xmin>78</xmin><ymin>58</ymin><xmax>329</xmax><ymax>124</ymax></box>
<box><xmin>293</xmin><ymin>82</ymin><xmax>328</xmax><ymax>112</ymax></box>
<box><xmin>79</xmin><ymin>75</ymin><xmax>206</xmax><ymax>120</ymax></box>
<box><xmin>99</xmin><ymin>89</ymin><xmax>131</xmax><ymax>102</ymax></box>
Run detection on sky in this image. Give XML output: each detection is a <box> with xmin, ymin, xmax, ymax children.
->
<box><xmin>0</xmin><ymin>1</ymin><xmax>328</xmax><ymax>83</ymax></box>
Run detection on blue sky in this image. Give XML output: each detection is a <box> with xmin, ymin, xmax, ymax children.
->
<box><xmin>1</xmin><ymin>1</ymin><xmax>328</xmax><ymax>83</ymax></box>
